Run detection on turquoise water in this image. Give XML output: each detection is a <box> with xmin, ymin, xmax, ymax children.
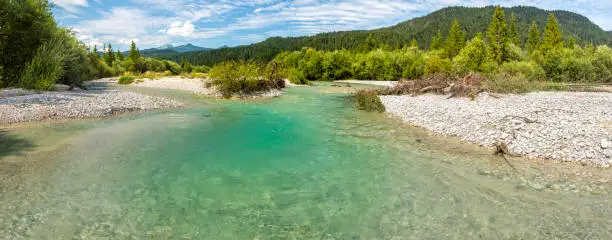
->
<box><xmin>1</xmin><ymin>84</ymin><xmax>611</xmax><ymax>239</ymax></box>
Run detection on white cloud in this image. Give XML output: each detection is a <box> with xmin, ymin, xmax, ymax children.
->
<box><xmin>56</xmin><ymin>0</ymin><xmax>612</xmax><ymax>50</ymax></box>
<box><xmin>167</xmin><ymin>21</ymin><xmax>195</xmax><ymax>36</ymax></box>
<box><xmin>51</xmin><ymin>0</ymin><xmax>88</xmax><ymax>13</ymax></box>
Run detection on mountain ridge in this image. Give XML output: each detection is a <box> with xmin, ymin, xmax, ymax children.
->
<box><xmin>158</xmin><ymin>6</ymin><xmax>612</xmax><ymax>66</ymax></box>
<box><xmin>138</xmin><ymin>43</ymin><xmax>210</xmax><ymax>57</ymax></box>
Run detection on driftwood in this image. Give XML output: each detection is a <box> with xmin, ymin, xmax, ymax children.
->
<box><xmin>494</xmin><ymin>142</ymin><xmax>518</xmax><ymax>171</ymax></box>
<box><xmin>419</xmin><ymin>85</ymin><xmax>446</xmax><ymax>93</ymax></box>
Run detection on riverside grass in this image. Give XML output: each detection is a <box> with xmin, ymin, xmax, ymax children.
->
<box><xmin>355</xmin><ymin>90</ymin><xmax>385</xmax><ymax>112</ymax></box>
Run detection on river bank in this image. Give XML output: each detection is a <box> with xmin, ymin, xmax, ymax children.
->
<box><xmin>0</xmin><ymin>87</ymin><xmax>182</xmax><ymax>125</ymax></box>
<box><xmin>380</xmin><ymin>92</ymin><xmax>612</xmax><ymax>166</ymax></box>
<box><xmin>99</xmin><ymin>77</ymin><xmax>283</xmax><ymax>99</ymax></box>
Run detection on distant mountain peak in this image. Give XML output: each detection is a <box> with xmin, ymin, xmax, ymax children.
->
<box><xmin>158</xmin><ymin>44</ymin><xmax>174</xmax><ymax>50</ymax></box>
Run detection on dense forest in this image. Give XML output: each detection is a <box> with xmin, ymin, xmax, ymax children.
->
<box><xmin>0</xmin><ymin>0</ymin><xmax>196</xmax><ymax>90</ymax></box>
<box><xmin>158</xmin><ymin>6</ymin><xmax>612</xmax><ymax>66</ymax></box>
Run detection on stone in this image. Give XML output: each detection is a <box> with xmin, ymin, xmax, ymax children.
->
<box><xmin>601</xmin><ymin>139</ymin><xmax>610</xmax><ymax>149</ymax></box>
<box><xmin>54</xmin><ymin>84</ymin><xmax>71</xmax><ymax>91</ymax></box>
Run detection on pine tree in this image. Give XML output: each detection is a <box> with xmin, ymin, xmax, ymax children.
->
<box><xmin>92</xmin><ymin>45</ymin><xmax>99</xmax><ymax>58</ymax></box>
<box><xmin>487</xmin><ymin>7</ymin><xmax>510</xmax><ymax>64</ymax></box>
<box><xmin>430</xmin><ymin>30</ymin><xmax>444</xmax><ymax>50</ymax></box>
<box><xmin>567</xmin><ymin>36</ymin><xmax>576</xmax><ymax>48</ymax></box>
<box><xmin>104</xmin><ymin>43</ymin><xmax>115</xmax><ymax>66</ymax></box>
<box><xmin>508</xmin><ymin>13</ymin><xmax>520</xmax><ymax>46</ymax></box>
<box><xmin>410</xmin><ymin>38</ymin><xmax>418</xmax><ymax>48</ymax></box>
<box><xmin>128</xmin><ymin>41</ymin><xmax>140</xmax><ymax>61</ymax></box>
<box><xmin>361</xmin><ymin>34</ymin><xmax>377</xmax><ymax>52</ymax></box>
<box><xmin>542</xmin><ymin>13</ymin><xmax>563</xmax><ymax>52</ymax></box>
<box><xmin>445</xmin><ymin>19</ymin><xmax>465</xmax><ymax>58</ymax></box>
<box><xmin>116</xmin><ymin>50</ymin><xmax>124</xmax><ymax>61</ymax></box>
<box><xmin>526</xmin><ymin>22</ymin><xmax>541</xmax><ymax>54</ymax></box>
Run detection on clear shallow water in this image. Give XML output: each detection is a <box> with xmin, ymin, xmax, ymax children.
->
<box><xmin>1</xmin><ymin>84</ymin><xmax>611</xmax><ymax>239</ymax></box>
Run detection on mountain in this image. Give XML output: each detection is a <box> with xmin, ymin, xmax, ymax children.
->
<box><xmin>173</xmin><ymin>44</ymin><xmax>208</xmax><ymax>53</ymax></box>
<box><xmin>139</xmin><ymin>44</ymin><xmax>210</xmax><ymax>58</ymax></box>
<box><xmin>162</xmin><ymin>6</ymin><xmax>612</xmax><ymax>66</ymax></box>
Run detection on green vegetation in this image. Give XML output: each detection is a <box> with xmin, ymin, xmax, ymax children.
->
<box><xmin>0</xmin><ymin>0</ymin><xmax>209</xmax><ymax>90</ymax></box>
<box><xmin>155</xmin><ymin>6</ymin><xmax>612</xmax><ymax>66</ymax></box>
<box><xmin>354</xmin><ymin>90</ymin><xmax>385</xmax><ymax>112</ymax></box>
<box><xmin>207</xmin><ymin>61</ymin><xmax>285</xmax><ymax>99</ymax></box>
<box><xmin>257</xmin><ymin>7</ymin><xmax>611</xmax><ymax>90</ymax></box>
<box><xmin>118</xmin><ymin>76</ymin><xmax>135</xmax><ymax>85</ymax></box>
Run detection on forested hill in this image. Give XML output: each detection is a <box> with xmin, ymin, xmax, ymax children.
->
<box><xmin>164</xmin><ymin>6</ymin><xmax>612</xmax><ymax>66</ymax></box>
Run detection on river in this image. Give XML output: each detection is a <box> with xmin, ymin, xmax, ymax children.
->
<box><xmin>1</xmin><ymin>84</ymin><xmax>610</xmax><ymax>239</ymax></box>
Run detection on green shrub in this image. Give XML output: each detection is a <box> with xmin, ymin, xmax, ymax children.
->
<box><xmin>180</xmin><ymin>60</ymin><xmax>193</xmax><ymax>73</ymax></box>
<box><xmin>192</xmin><ymin>65</ymin><xmax>211</xmax><ymax>73</ymax></box>
<box><xmin>424</xmin><ymin>55</ymin><xmax>451</xmax><ymax>76</ymax></box>
<box><xmin>497</xmin><ymin>61</ymin><xmax>545</xmax><ymax>81</ymax></box>
<box><xmin>209</xmin><ymin>61</ymin><xmax>281</xmax><ymax>98</ymax></box>
<box><xmin>163</xmin><ymin>60</ymin><xmax>182</xmax><ymax>75</ymax></box>
<box><xmin>118</xmin><ymin>75</ymin><xmax>135</xmax><ymax>85</ymax></box>
<box><xmin>287</xmin><ymin>68</ymin><xmax>310</xmax><ymax>85</ymax></box>
<box><xmin>452</xmin><ymin>34</ymin><xmax>488</xmax><ymax>75</ymax></box>
<box><xmin>144</xmin><ymin>58</ymin><xmax>166</xmax><ymax>72</ymax></box>
<box><xmin>355</xmin><ymin>90</ymin><xmax>385</xmax><ymax>112</ymax></box>
<box><xmin>485</xmin><ymin>74</ymin><xmax>567</xmax><ymax>93</ymax></box>
<box><xmin>19</xmin><ymin>35</ymin><xmax>66</xmax><ymax>90</ymax></box>
<box><xmin>593</xmin><ymin>45</ymin><xmax>612</xmax><ymax>82</ymax></box>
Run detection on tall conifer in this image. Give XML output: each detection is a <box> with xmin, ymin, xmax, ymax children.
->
<box><xmin>487</xmin><ymin>7</ymin><xmax>510</xmax><ymax>64</ymax></box>
<box><xmin>542</xmin><ymin>13</ymin><xmax>563</xmax><ymax>52</ymax></box>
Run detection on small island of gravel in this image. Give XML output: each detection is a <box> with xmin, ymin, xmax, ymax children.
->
<box><xmin>124</xmin><ymin>77</ymin><xmax>283</xmax><ymax>99</ymax></box>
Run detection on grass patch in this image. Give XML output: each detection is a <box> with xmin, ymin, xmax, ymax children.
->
<box><xmin>180</xmin><ymin>72</ymin><xmax>207</xmax><ymax>79</ymax></box>
<box><xmin>355</xmin><ymin>90</ymin><xmax>385</xmax><ymax>112</ymax></box>
<box><xmin>134</xmin><ymin>71</ymin><xmax>173</xmax><ymax>80</ymax></box>
<box><xmin>484</xmin><ymin>75</ymin><xmax>568</xmax><ymax>93</ymax></box>
<box><xmin>118</xmin><ymin>75</ymin><xmax>135</xmax><ymax>85</ymax></box>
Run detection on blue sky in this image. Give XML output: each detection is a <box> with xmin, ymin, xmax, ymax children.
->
<box><xmin>51</xmin><ymin>0</ymin><xmax>612</xmax><ymax>51</ymax></box>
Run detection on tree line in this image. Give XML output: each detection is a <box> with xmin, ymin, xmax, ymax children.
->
<box><xmin>0</xmin><ymin>0</ymin><xmax>202</xmax><ymax>90</ymax></box>
<box><xmin>209</xmin><ymin>7</ymin><xmax>612</xmax><ymax>88</ymax></box>
<box><xmin>163</xmin><ymin>6</ymin><xmax>612</xmax><ymax>67</ymax></box>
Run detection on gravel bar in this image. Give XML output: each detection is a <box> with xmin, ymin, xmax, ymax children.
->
<box><xmin>0</xmin><ymin>89</ymin><xmax>182</xmax><ymax>124</ymax></box>
<box><xmin>380</xmin><ymin>92</ymin><xmax>612</xmax><ymax>166</ymax></box>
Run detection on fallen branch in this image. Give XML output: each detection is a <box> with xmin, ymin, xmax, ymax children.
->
<box><xmin>494</xmin><ymin>142</ymin><xmax>518</xmax><ymax>171</ymax></box>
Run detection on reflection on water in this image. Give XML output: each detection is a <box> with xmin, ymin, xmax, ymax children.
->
<box><xmin>1</xmin><ymin>84</ymin><xmax>611</xmax><ymax>239</ymax></box>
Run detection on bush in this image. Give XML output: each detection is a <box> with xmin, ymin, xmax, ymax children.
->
<box><xmin>192</xmin><ymin>65</ymin><xmax>211</xmax><ymax>73</ymax></box>
<box><xmin>593</xmin><ymin>45</ymin><xmax>612</xmax><ymax>82</ymax></box>
<box><xmin>452</xmin><ymin>34</ymin><xmax>488</xmax><ymax>75</ymax></box>
<box><xmin>355</xmin><ymin>90</ymin><xmax>385</xmax><ymax>112</ymax></box>
<box><xmin>163</xmin><ymin>60</ymin><xmax>182</xmax><ymax>75</ymax></box>
<box><xmin>484</xmin><ymin>74</ymin><xmax>567</xmax><ymax>93</ymax></box>
<box><xmin>180</xmin><ymin>60</ymin><xmax>192</xmax><ymax>73</ymax></box>
<box><xmin>424</xmin><ymin>55</ymin><xmax>451</xmax><ymax>76</ymax></box>
<box><xmin>144</xmin><ymin>58</ymin><xmax>166</xmax><ymax>72</ymax></box>
<box><xmin>19</xmin><ymin>35</ymin><xmax>66</xmax><ymax>90</ymax></box>
<box><xmin>497</xmin><ymin>61</ymin><xmax>545</xmax><ymax>81</ymax></box>
<box><xmin>118</xmin><ymin>75</ymin><xmax>135</xmax><ymax>85</ymax></box>
<box><xmin>287</xmin><ymin>68</ymin><xmax>310</xmax><ymax>85</ymax></box>
<box><xmin>209</xmin><ymin>61</ymin><xmax>281</xmax><ymax>98</ymax></box>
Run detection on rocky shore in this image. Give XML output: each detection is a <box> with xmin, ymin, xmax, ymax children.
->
<box><xmin>380</xmin><ymin>92</ymin><xmax>612</xmax><ymax>166</ymax></box>
<box><xmin>0</xmin><ymin>88</ymin><xmax>182</xmax><ymax>124</ymax></box>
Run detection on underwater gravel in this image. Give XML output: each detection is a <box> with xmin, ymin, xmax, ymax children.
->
<box><xmin>380</xmin><ymin>92</ymin><xmax>612</xmax><ymax>166</ymax></box>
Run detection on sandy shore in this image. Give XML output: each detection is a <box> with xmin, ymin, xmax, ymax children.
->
<box><xmin>0</xmin><ymin>88</ymin><xmax>182</xmax><ymax>125</ymax></box>
<box><xmin>380</xmin><ymin>92</ymin><xmax>612</xmax><ymax>166</ymax></box>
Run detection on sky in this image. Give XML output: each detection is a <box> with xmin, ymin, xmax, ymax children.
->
<box><xmin>51</xmin><ymin>0</ymin><xmax>612</xmax><ymax>51</ymax></box>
